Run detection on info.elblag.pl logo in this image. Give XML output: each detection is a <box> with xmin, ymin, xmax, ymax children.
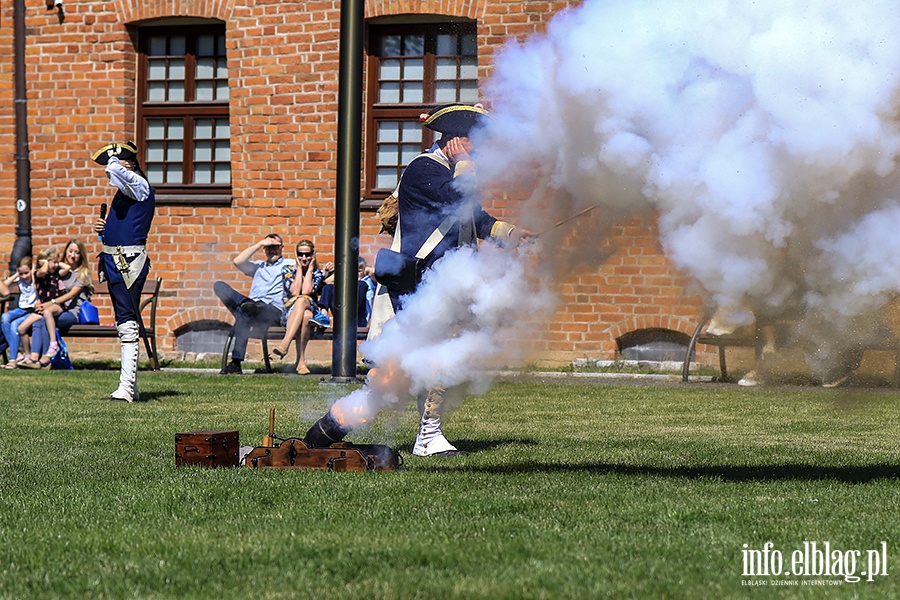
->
<box><xmin>741</xmin><ymin>541</ymin><xmax>889</xmax><ymax>586</ymax></box>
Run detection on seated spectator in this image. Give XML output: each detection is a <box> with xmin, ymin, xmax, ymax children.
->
<box><xmin>0</xmin><ymin>256</ymin><xmax>37</xmax><ymax>368</ymax></box>
<box><xmin>321</xmin><ymin>257</ymin><xmax>375</xmax><ymax>328</ymax></box>
<box><xmin>21</xmin><ymin>240</ymin><xmax>92</xmax><ymax>369</ymax></box>
<box><xmin>31</xmin><ymin>239</ymin><xmax>93</xmax><ymax>366</ymax></box>
<box><xmin>270</xmin><ymin>239</ymin><xmax>333</xmax><ymax>374</ymax></box>
<box><xmin>318</xmin><ymin>275</ymin><xmax>335</xmax><ymax>320</ymax></box>
<box><xmin>360</xmin><ymin>262</ymin><xmax>377</xmax><ymax>327</ymax></box>
<box><xmin>215</xmin><ymin>234</ymin><xmax>295</xmax><ymax>375</ymax></box>
<box><xmin>18</xmin><ymin>247</ymin><xmax>69</xmax><ymax>368</ymax></box>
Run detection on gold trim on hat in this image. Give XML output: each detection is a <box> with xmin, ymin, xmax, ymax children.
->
<box><xmin>423</xmin><ymin>104</ymin><xmax>490</xmax><ymax>126</ymax></box>
<box><xmin>91</xmin><ymin>141</ymin><xmax>139</xmax><ymax>162</ymax></box>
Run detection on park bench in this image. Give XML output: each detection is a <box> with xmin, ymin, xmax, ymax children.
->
<box><xmin>0</xmin><ymin>277</ymin><xmax>162</xmax><ymax>370</ymax></box>
<box><xmin>220</xmin><ymin>323</ymin><xmax>369</xmax><ymax>373</ymax></box>
<box><xmin>681</xmin><ymin>312</ymin><xmax>900</xmax><ymax>385</ymax></box>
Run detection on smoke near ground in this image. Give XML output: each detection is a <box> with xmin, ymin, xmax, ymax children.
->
<box><xmin>327</xmin><ymin>244</ymin><xmax>554</xmax><ymax>430</ymax></box>
<box><xmin>475</xmin><ymin>0</ymin><xmax>900</xmax><ymax>367</ymax></box>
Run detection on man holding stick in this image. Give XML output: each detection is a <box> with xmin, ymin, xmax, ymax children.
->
<box><xmin>92</xmin><ymin>141</ymin><xmax>155</xmax><ymax>402</ymax></box>
<box><xmin>305</xmin><ymin>103</ymin><xmax>533</xmax><ymax>457</ymax></box>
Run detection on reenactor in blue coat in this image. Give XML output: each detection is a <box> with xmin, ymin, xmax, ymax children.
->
<box><xmin>305</xmin><ymin>103</ymin><xmax>530</xmax><ymax>457</ymax></box>
<box><xmin>92</xmin><ymin>142</ymin><xmax>155</xmax><ymax>402</ymax></box>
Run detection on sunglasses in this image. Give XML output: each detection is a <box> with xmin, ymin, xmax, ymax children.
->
<box><xmin>297</xmin><ymin>252</ymin><xmax>314</xmax><ymax>257</ymax></box>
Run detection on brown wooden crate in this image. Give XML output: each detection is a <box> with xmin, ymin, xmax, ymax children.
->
<box><xmin>175</xmin><ymin>430</ymin><xmax>240</xmax><ymax>468</ymax></box>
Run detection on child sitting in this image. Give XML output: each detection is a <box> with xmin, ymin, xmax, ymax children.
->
<box><xmin>18</xmin><ymin>247</ymin><xmax>68</xmax><ymax>368</ymax></box>
<box><xmin>0</xmin><ymin>256</ymin><xmax>37</xmax><ymax>368</ymax></box>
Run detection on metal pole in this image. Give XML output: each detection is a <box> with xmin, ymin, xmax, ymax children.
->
<box><xmin>11</xmin><ymin>0</ymin><xmax>32</xmax><ymax>273</ymax></box>
<box><xmin>329</xmin><ymin>0</ymin><xmax>364</xmax><ymax>382</ymax></box>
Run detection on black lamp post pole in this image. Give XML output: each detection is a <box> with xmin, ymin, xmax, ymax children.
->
<box><xmin>330</xmin><ymin>0</ymin><xmax>364</xmax><ymax>382</ymax></box>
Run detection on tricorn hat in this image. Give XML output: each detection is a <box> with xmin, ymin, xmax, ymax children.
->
<box><xmin>420</xmin><ymin>103</ymin><xmax>490</xmax><ymax>137</ymax></box>
<box><xmin>91</xmin><ymin>141</ymin><xmax>139</xmax><ymax>166</ymax></box>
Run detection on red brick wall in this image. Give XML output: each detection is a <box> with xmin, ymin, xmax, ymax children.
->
<box><xmin>0</xmin><ymin>0</ymin><xmax>711</xmax><ymax>366</ymax></box>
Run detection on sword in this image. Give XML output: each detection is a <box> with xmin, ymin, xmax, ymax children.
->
<box><xmin>126</xmin><ymin>276</ymin><xmax>155</xmax><ymax>364</ymax></box>
<box><xmin>535</xmin><ymin>204</ymin><xmax>603</xmax><ymax>237</ymax></box>
<box><xmin>112</xmin><ymin>243</ymin><xmax>154</xmax><ymax>364</ymax></box>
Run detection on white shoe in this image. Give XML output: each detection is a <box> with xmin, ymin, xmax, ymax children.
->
<box><xmin>822</xmin><ymin>373</ymin><xmax>851</xmax><ymax>388</ymax></box>
<box><xmin>412</xmin><ymin>431</ymin><xmax>460</xmax><ymax>457</ymax></box>
<box><xmin>737</xmin><ymin>370</ymin><xmax>758</xmax><ymax>387</ymax></box>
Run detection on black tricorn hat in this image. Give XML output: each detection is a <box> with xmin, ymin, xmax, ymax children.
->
<box><xmin>91</xmin><ymin>141</ymin><xmax>139</xmax><ymax>166</ymax></box>
<box><xmin>420</xmin><ymin>103</ymin><xmax>490</xmax><ymax>137</ymax></box>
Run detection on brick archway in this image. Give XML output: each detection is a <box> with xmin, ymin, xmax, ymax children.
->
<box><xmin>604</xmin><ymin>315</ymin><xmax>697</xmax><ymax>342</ymax></box>
<box><xmin>115</xmin><ymin>0</ymin><xmax>236</xmax><ymax>22</ymax></box>
<box><xmin>165</xmin><ymin>306</ymin><xmax>234</xmax><ymax>336</ymax></box>
<box><xmin>365</xmin><ymin>0</ymin><xmax>487</xmax><ymax>20</ymax></box>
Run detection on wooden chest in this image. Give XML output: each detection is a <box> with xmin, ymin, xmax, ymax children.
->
<box><xmin>175</xmin><ymin>430</ymin><xmax>240</xmax><ymax>468</ymax></box>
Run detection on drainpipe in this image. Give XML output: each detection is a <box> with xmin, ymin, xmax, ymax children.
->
<box><xmin>11</xmin><ymin>0</ymin><xmax>32</xmax><ymax>272</ymax></box>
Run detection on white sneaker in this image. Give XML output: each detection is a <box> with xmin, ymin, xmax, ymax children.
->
<box><xmin>737</xmin><ymin>370</ymin><xmax>759</xmax><ymax>387</ymax></box>
<box><xmin>822</xmin><ymin>373</ymin><xmax>851</xmax><ymax>388</ymax></box>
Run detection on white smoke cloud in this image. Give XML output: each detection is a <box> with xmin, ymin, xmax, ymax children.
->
<box><xmin>475</xmin><ymin>0</ymin><xmax>900</xmax><ymax>356</ymax></box>
<box><xmin>322</xmin><ymin>1</ymin><xmax>900</xmax><ymax>432</ymax></box>
<box><xmin>327</xmin><ymin>243</ymin><xmax>554</xmax><ymax>430</ymax></box>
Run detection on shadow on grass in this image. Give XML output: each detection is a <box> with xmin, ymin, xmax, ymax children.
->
<box><xmin>430</xmin><ymin>461</ymin><xmax>899</xmax><ymax>483</ymax></box>
<box><xmin>452</xmin><ymin>437</ymin><xmax>540</xmax><ymax>454</ymax></box>
<box><xmin>139</xmin><ymin>390</ymin><xmax>187</xmax><ymax>402</ymax></box>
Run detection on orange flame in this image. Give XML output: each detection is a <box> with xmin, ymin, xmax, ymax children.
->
<box><xmin>367</xmin><ymin>361</ymin><xmax>404</xmax><ymax>394</ymax></box>
<box><xmin>331</xmin><ymin>404</ymin><xmax>349</xmax><ymax>427</ymax></box>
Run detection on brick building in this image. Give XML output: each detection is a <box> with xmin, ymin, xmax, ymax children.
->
<box><xmin>0</xmin><ymin>0</ymin><xmax>707</xmax><ymax>367</ymax></box>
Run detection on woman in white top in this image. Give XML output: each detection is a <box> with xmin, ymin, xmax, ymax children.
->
<box><xmin>21</xmin><ymin>239</ymin><xmax>92</xmax><ymax>369</ymax></box>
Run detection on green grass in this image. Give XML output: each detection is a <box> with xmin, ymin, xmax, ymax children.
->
<box><xmin>0</xmin><ymin>370</ymin><xmax>897</xmax><ymax>599</ymax></box>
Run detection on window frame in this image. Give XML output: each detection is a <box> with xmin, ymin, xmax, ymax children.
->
<box><xmin>364</xmin><ymin>21</ymin><xmax>478</xmax><ymax>202</ymax></box>
<box><xmin>136</xmin><ymin>23</ymin><xmax>232</xmax><ymax>205</ymax></box>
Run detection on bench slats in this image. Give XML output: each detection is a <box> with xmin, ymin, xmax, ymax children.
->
<box><xmin>0</xmin><ymin>277</ymin><xmax>162</xmax><ymax>370</ymax></box>
<box><xmin>221</xmin><ymin>324</ymin><xmax>368</xmax><ymax>373</ymax></box>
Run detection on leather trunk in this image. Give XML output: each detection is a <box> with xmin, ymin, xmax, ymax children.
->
<box><xmin>175</xmin><ymin>430</ymin><xmax>240</xmax><ymax>468</ymax></box>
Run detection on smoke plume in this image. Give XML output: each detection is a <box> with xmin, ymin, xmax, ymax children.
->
<box><xmin>324</xmin><ymin>1</ymin><xmax>900</xmax><ymax>432</ymax></box>
<box><xmin>475</xmin><ymin>0</ymin><xmax>900</xmax><ymax>361</ymax></box>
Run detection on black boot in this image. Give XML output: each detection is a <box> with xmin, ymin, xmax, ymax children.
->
<box><xmin>220</xmin><ymin>360</ymin><xmax>243</xmax><ymax>375</ymax></box>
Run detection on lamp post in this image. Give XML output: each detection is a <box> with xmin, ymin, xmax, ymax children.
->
<box><xmin>329</xmin><ymin>0</ymin><xmax>364</xmax><ymax>382</ymax></box>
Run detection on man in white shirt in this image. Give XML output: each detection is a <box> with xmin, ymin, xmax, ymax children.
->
<box><xmin>214</xmin><ymin>234</ymin><xmax>294</xmax><ymax>374</ymax></box>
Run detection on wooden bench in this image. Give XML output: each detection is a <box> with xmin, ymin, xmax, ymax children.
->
<box><xmin>0</xmin><ymin>277</ymin><xmax>162</xmax><ymax>370</ymax></box>
<box><xmin>220</xmin><ymin>323</ymin><xmax>369</xmax><ymax>373</ymax></box>
<box><xmin>681</xmin><ymin>312</ymin><xmax>900</xmax><ymax>385</ymax></box>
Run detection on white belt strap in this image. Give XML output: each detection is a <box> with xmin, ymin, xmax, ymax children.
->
<box><xmin>101</xmin><ymin>244</ymin><xmax>147</xmax><ymax>289</ymax></box>
<box><xmin>101</xmin><ymin>244</ymin><xmax>145</xmax><ymax>256</ymax></box>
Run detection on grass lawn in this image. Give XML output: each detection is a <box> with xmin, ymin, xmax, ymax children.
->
<box><xmin>0</xmin><ymin>369</ymin><xmax>897</xmax><ymax>599</ymax></box>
